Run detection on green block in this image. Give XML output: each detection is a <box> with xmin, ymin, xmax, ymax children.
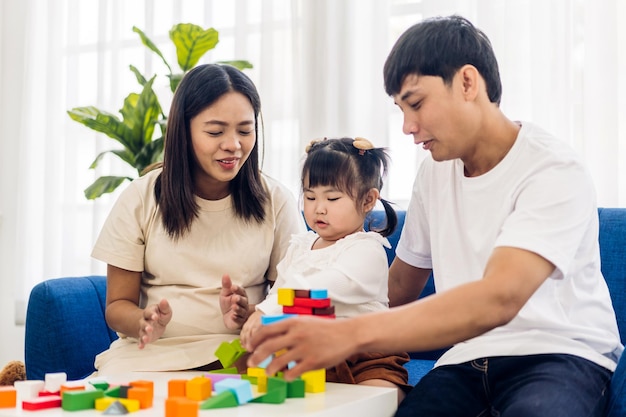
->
<box><xmin>104</xmin><ymin>386</ymin><xmax>122</xmax><ymax>398</ymax></box>
<box><xmin>241</xmin><ymin>374</ymin><xmax>258</xmax><ymax>385</ymax></box>
<box><xmin>287</xmin><ymin>378</ymin><xmax>305</xmax><ymax>398</ymax></box>
<box><xmin>208</xmin><ymin>367</ymin><xmax>238</xmax><ymax>374</ymax></box>
<box><xmin>267</xmin><ymin>377</ymin><xmax>287</xmax><ymax>392</ymax></box>
<box><xmin>250</xmin><ymin>388</ymin><xmax>286</xmax><ymax>404</ymax></box>
<box><xmin>199</xmin><ymin>390</ymin><xmax>239</xmax><ymax>409</ymax></box>
<box><xmin>215</xmin><ymin>339</ymin><xmax>247</xmax><ymax>368</ymax></box>
<box><xmin>62</xmin><ymin>390</ymin><xmax>104</xmax><ymax>411</ymax></box>
<box><xmin>89</xmin><ymin>381</ymin><xmax>110</xmax><ymax>391</ymax></box>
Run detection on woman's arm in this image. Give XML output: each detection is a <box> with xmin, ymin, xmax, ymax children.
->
<box><xmin>105</xmin><ymin>264</ymin><xmax>172</xmax><ymax>349</ymax></box>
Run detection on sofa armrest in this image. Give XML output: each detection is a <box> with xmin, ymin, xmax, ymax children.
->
<box><xmin>24</xmin><ymin>276</ymin><xmax>118</xmax><ymax>380</ymax></box>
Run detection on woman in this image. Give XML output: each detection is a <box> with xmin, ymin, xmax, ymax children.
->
<box><xmin>91</xmin><ymin>64</ymin><xmax>305</xmax><ymax>374</ymax></box>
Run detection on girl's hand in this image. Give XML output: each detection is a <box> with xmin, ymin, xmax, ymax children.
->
<box><xmin>241</xmin><ymin>311</ymin><xmax>263</xmax><ymax>350</ymax></box>
<box><xmin>220</xmin><ymin>274</ymin><xmax>250</xmax><ymax>329</ymax></box>
<box><xmin>138</xmin><ymin>298</ymin><xmax>172</xmax><ymax>349</ymax></box>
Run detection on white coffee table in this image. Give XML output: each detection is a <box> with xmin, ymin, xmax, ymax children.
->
<box><xmin>0</xmin><ymin>371</ymin><xmax>397</xmax><ymax>417</ymax></box>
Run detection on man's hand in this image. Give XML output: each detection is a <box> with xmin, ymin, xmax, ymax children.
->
<box><xmin>247</xmin><ymin>315</ymin><xmax>356</xmax><ymax>380</ymax></box>
<box><xmin>138</xmin><ymin>298</ymin><xmax>172</xmax><ymax>349</ymax></box>
<box><xmin>220</xmin><ymin>274</ymin><xmax>250</xmax><ymax>329</ymax></box>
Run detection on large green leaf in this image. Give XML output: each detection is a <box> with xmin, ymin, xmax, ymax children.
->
<box><xmin>133</xmin><ymin>26</ymin><xmax>172</xmax><ymax>74</ymax></box>
<box><xmin>216</xmin><ymin>60</ymin><xmax>254</xmax><ymax>70</ymax></box>
<box><xmin>84</xmin><ymin>176</ymin><xmax>132</xmax><ymax>200</ymax></box>
<box><xmin>68</xmin><ymin>107</ymin><xmax>131</xmax><ymax>148</ymax></box>
<box><xmin>89</xmin><ymin>149</ymin><xmax>136</xmax><ymax>170</ymax></box>
<box><xmin>170</xmin><ymin>23</ymin><xmax>219</xmax><ymax>72</ymax></box>
<box><xmin>129</xmin><ymin>64</ymin><xmax>148</xmax><ymax>86</ymax></box>
<box><xmin>118</xmin><ymin>77</ymin><xmax>162</xmax><ymax>154</ymax></box>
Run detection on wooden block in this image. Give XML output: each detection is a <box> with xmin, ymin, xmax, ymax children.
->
<box><xmin>294</xmin><ymin>289</ymin><xmax>310</xmax><ymax>298</ymax></box>
<box><xmin>94</xmin><ymin>396</ymin><xmax>140</xmax><ymax>412</ymax></box>
<box><xmin>302</xmin><ymin>368</ymin><xmax>326</xmax><ymax>393</ymax></box>
<box><xmin>287</xmin><ymin>378</ymin><xmax>306</xmax><ymax>398</ymax></box>
<box><xmin>22</xmin><ymin>395</ymin><xmax>62</xmax><ymax>410</ymax></box>
<box><xmin>127</xmin><ymin>386</ymin><xmax>152</xmax><ymax>409</ymax></box>
<box><xmin>186</xmin><ymin>376</ymin><xmax>211</xmax><ymax>401</ymax></box>
<box><xmin>61</xmin><ymin>389</ymin><xmax>104</xmax><ymax>411</ymax></box>
<box><xmin>168</xmin><ymin>379</ymin><xmax>187</xmax><ymax>398</ymax></box>
<box><xmin>293</xmin><ymin>297</ymin><xmax>331</xmax><ymax>308</ymax></box>
<box><xmin>313</xmin><ymin>305</ymin><xmax>335</xmax><ymax>315</ymax></box>
<box><xmin>199</xmin><ymin>390</ymin><xmax>238</xmax><ymax>410</ymax></box>
<box><xmin>260</xmin><ymin>314</ymin><xmax>295</xmax><ymax>325</ymax></box>
<box><xmin>0</xmin><ymin>387</ymin><xmax>17</xmax><ymax>408</ymax></box>
<box><xmin>309</xmin><ymin>289</ymin><xmax>328</xmax><ymax>299</ymax></box>
<box><xmin>214</xmin><ymin>378</ymin><xmax>253</xmax><ymax>404</ymax></box>
<box><xmin>166</xmin><ymin>397</ymin><xmax>198</xmax><ymax>417</ymax></box>
<box><xmin>283</xmin><ymin>305</ymin><xmax>313</xmax><ymax>315</ymax></box>
<box><xmin>277</xmin><ymin>288</ymin><xmax>295</xmax><ymax>306</ymax></box>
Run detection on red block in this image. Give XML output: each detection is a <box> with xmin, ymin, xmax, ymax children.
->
<box><xmin>283</xmin><ymin>305</ymin><xmax>313</xmax><ymax>315</ymax></box>
<box><xmin>313</xmin><ymin>305</ymin><xmax>335</xmax><ymax>315</ymax></box>
<box><xmin>23</xmin><ymin>395</ymin><xmax>63</xmax><ymax>410</ymax></box>
<box><xmin>293</xmin><ymin>297</ymin><xmax>331</xmax><ymax>308</ymax></box>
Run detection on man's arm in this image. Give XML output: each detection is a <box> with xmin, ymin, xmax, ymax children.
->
<box><xmin>248</xmin><ymin>246</ymin><xmax>555</xmax><ymax>379</ymax></box>
<box><xmin>388</xmin><ymin>258</ymin><xmax>431</xmax><ymax>307</ymax></box>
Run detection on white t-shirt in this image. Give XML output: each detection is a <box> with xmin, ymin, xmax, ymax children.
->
<box><xmin>91</xmin><ymin>168</ymin><xmax>305</xmax><ymax>374</ymax></box>
<box><xmin>396</xmin><ymin>122</ymin><xmax>623</xmax><ymax>371</ymax></box>
<box><xmin>257</xmin><ymin>231</ymin><xmax>390</xmax><ymax>318</ymax></box>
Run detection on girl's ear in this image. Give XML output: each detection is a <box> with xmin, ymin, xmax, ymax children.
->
<box><xmin>363</xmin><ymin>188</ymin><xmax>380</xmax><ymax>212</ymax></box>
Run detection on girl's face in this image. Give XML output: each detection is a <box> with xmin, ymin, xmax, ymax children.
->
<box><xmin>303</xmin><ymin>180</ymin><xmax>378</xmax><ymax>246</ymax></box>
<box><xmin>190</xmin><ymin>91</ymin><xmax>256</xmax><ymax>200</ymax></box>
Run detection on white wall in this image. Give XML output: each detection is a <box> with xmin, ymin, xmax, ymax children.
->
<box><xmin>0</xmin><ymin>0</ymin><xmax>27</xmax><ymax>366</ymax></box>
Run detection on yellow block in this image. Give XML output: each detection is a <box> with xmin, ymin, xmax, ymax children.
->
<box><xmin>302</xmin><ymin>368</ymin><xmax>326</xmax><ymax>393</ymax></box>
<box><xmin>95</xmin><ymin>396</ymin><xmax>140</xmax><ymax>412</ymax></box>
<box><xmin>247</xmin><ymin>367</ymin><xmax>267</xmax><ymax>377</ymax></box>
<box><xmin>277</xmin><ymin>288</ymin><xmax>295</xmax><ymax>306</ymax></box>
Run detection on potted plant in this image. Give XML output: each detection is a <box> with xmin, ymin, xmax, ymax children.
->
<box><xmin>68</xmin><ymin>23</ymin><xmax>253</xmax><ymax>199</ymax></box>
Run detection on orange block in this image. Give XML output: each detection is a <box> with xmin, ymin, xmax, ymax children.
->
<box><xmin>130</xmin><ymin>380</ymin><xmax>154</xmax><ymax>397</ymax></box>
<box><xmin>186</xmin><ymin>377</ymin><xmax>211</xmax><ymax>401</ymax></box>
<box><xmin>0</xmin><ymin>387</ymin><xmax>17</xmax><ymax>408</ymax></box>
<box><xmin>165</xmin><ymin>397</ymin><xmax>198</xmax><ymax>417</ymax></box>
<box><xmin>168</xmin><ymin>379</ymin><xmax>187</xmax><ymax>398</ymax></box>
<box><xmin>60</xmin><ymin>384</ymin><xmax>85</xmax><ymax>395</ymax></box>
<box><xmin>127</xmin><ymin>387</ymin><xmax>152</xmax><ymax>409</ymax></box>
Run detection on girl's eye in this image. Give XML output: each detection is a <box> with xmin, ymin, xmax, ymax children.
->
<box><xmin>205</xmin><ymin>131</ymin><xmax>222</xmax><ymax>137</ymax></box>
<box><xmin>305</xmin><ymin>196</ymin><xmax>315</xmax><ymax>201</ymax></box>
<box><xmin>328</xmin><ymin>197</ymin><xmax>340</xmax><ymax>202</ymax></box>
<box><xmin>239</xmin><ymin>130</ymin><xmax>253</xmax><ymax>136</ymax></box>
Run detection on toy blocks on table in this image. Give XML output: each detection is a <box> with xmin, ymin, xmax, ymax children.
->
<box><xmin>199</xmin><ymin>390</ymin><xmax>238</xmax><ymax>410</ymax></box>
<box><xmin>102</xmin><ymin>400</ymin><xmax>132</xmax><ymax>415</ymax></box>
<box><xmin>277</xmin><ymin>287</ymin><xmax>335</xmax><ymax>318</ymax></box>
<box><xmin>0</xmin><ymin>387</ymin><xmax>17</xmax><ymax>408</ymax></box>
<box><xmin>22</xmin><ymin>395</ymin><xmax>62</xmax><ymax>410</ymax></box>
<box><xmin>215</xmin><ymin>338</ymin><xmax>247</xmax><ymax>368</ymax></box>
<box><xmin>61</xmin><ymin>389</ymin><xmax>104</xmax><ymax>411</ymax></box>
<box><xmin>185</xmin><ymin>377</ymin><xmax>212</xmax><ymax>401</ymax></box>
<box><xmin>214</xmin><ymin>378</ymin><xmax>253</xmax><ymax>404</ymax></box>
<box><xmin>166</xmin><ymin>397</ymin><xmax>198</xmax><ymax>417</ymax></box>
<box><xmin>251</xmin><ymin>377</ymin><xmax>287</xmax><ymax>404</ymax></box>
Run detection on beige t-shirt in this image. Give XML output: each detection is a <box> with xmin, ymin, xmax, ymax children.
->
<box><xmin>91</xmin><ymin>169</ymin><xmax>305</xmax><ymax>374</ymax></box>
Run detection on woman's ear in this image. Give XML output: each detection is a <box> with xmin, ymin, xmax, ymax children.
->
<box><xmin>363</xmin><ymin>188</ymin><xmax>380</xmax><ymax>213</ymax></box>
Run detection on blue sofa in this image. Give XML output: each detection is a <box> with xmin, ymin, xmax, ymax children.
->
<box><xmin>24</xmin><ymin>208</ymin><xmax>626</xmax><ymax>415</ymax></box>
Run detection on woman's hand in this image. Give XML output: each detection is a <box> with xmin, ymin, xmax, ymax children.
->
<box><xmin>220</xmin><ymin>274</ymin><xmax>250</xmax><ymax>329</ymax></box>
<box><xmin>138</xmin><ymin>298</ymin><xmax>172</xmax><ymax>349</ymax></box>
<box><xmin>240</xmin><ymin>310</ymin><xmax>263</xmax><ymax>350</ymax></box>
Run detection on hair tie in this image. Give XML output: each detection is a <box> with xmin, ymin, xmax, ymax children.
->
<box><xmin>353</xmin><ymin>137</ymin><xmax>375</xmax><ymax>155</ymax></box>
<box><xmin>305</xmin><ymin>137</ymin><xmax>326</xmax><ymax>153</ymax></box>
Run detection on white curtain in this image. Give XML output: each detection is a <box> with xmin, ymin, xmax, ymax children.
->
<box><xmin>0</xmin><ymin>0</ymin><xmax>625</xmax><ymax>364</ymax></box>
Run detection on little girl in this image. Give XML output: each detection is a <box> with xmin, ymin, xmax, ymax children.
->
<box><xmin>231</xmin><ymin>137</ymin><xmax>411</xmax><ymax>402</ymax></box>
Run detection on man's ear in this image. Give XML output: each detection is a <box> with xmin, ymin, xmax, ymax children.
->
<box><xmin>458</xmin><ymin>64</ymin><xmax>481</xmax><ymax>101</ymax></box>
<box><xmin>363</xmin><ymin>188</ymin><xmax>380</xmax><ymax>212</ymax></box>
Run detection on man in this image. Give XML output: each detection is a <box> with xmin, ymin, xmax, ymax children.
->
<box><xmin>248</xmin><ymin>15</ymin><xmax>622</xmax><ymax>416</ymax></box>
